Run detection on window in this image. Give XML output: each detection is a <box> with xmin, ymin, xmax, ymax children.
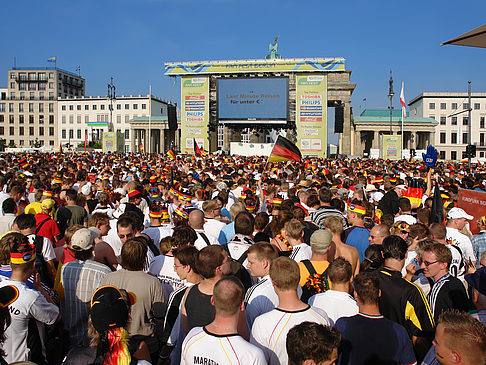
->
<box><xmin>49</xmin><ymin>115</ymin><xmax>54</xmax><ymax>124</ymax></box>
<box><xmin>9</xmin><ymin>115</ymin><xmax>14</xmax><ymax>124</ymax></box>
<box><xmin>29</xmin><ymin>127</ymin><xmax>34</xmax><ymax>136</ymax></box>
<box><xmin>18</xmin><ymin>103</ymin><xmax>23</xmax><ymax>112</ymax></box>
<box><xmin>463</xmin><ymin>133</ymin><xmax>468</xmax><ymax>144</ymax></box>
<box><xmin>9</xmin><ymin>127</ymin><xmax>14</xmax><ymax>136</ymax></box>
<box><xmin>19</xmin><ymin>127</ymin><xmax>24</xmax><ymax>136</ymax></box>
<box><xmin>474</xmin><ymin>103</ymin><xmax>480</xmax><ymax>110</ymax></box>
<box><xmin>125</xmin><ymin>104</ymin><xmax>129</xmax><ymax>110</ymax></box>
<box><xmin>463</xmin><ymin>103</ymin><xmax>469</xmax><ymax>110</ymax></box>
<box><xmin>39</xmin><ymin>92</ymin><xmax>44</xmax><ymax>100</ymax></box>
<box><xmin>30</xmin><ymin>92</ymin><xmax>34</xmax><ymax>100</ymax></box>
<box><xmin>0</xmin><ymin>127</ymin><xmax>3</xmax><ymax>135</ymax></box>
<box><xmin>451</xmin><ymin>133</ymin><xmax>457</xmax><ymax>144</ymax></box>
<box><xmin>39</xmin><ymin>104</ymin><xmax>44</xmax><ymax>113</ymax></box>
<box><xmin>133</xmin><ymin>104</ymin><xmax>138</xmax><ymax>110</ymax></box>
<box><xmin>77</xmin><ymin>105</ymin><xmax>81</xmax><ymax>110</ymax></box>
<box><xmin>8</xmin><ymin>103</ymin><xmax>13</xmax><ymax>112</ymax></box>
<box><xmin>19</xmin><ymin>140</ymin><xmax>23</xmax><ymax>146</ymax></box>
<box><xmin>452</xmin><ymin>116</ymin><xmax>457</xmax><ymax>125</ymax></box>
<box><xmin>142</xmin><ymin>104</ymin><xmax>146</xmax><ymax>109</ymax></box>
<box><xmin>481</xmin><ymin>152</ymin><xmax>485</xmax><ymax>158</ymax></box>
<box><xmin>100</xmin><ymin>104</ymin><xmax>105</xmax><ymax>110</ymax></box>
<box><xmin>29</xmin><ymin>83</ymin><xmax>36</xmax><ymax>91</ymax></box>
<box><xmin>439</xmin><ymin>151</ymin><xmax>446</xmax><ymax>159</ymax></box>
<box><xmin>463</xmin><ymin>117</ymin><xmax>469</xmax><ymax>125</ymax></box>
<box><xmin>38</xmin><ymin>73</ymin><xmax>46</xmax><ymax>81</ymax></box>
<box><xmin>29</xmin><ymin>103</ymin><xmax>34</xmax><ymax>112</ymax></box>
<box><xmin>117</xmin><ymin>115</ymin><xmax>121</xmax><ymax>124</ymax></box>
<box><xmin>49</xmin><ymin>82</ymin><xmax>54</xmax><ymax>89</ymax></box>
<box><xmin>49</xmin><ymin>103</ymin><xmax>54</xmax><ymax>113</ymax></box>
<box><xmin>19</xmin><ymin>115</ymin><xmax>24</xmax><ymax>124</ymax></box>
<box><xmin>62</xmin><ymin>105</ymin><xmax>66</xmax><ymax>111</ymax></box>
<box><xmin>452</xmin><ymin>103</ymin><xmax>458</xmax><ymax>110</ymax></box>
<box><xmin>62</xmin><ymin>115</ymin><xmax>66</xmax><ymax>124</ymax></box>
<box><xmin>0</xmin><ymin>104</ymin><xmax>4</xmax><ymax>112</ymax></box>
<box><xmin>69</xmin><ymin>130</ymin><xmax>73</xmax><ymax>139</ymax></box>
<box><xmin>117</xmin><ymin>104</ymin><xmax>121</xmax><ymax>110</ymax></box>
<box><xmin>125</xmin><ymin>115</ymin><xmax>129</xmax><ymax>123</ymax></box>
<box><xmin>218</xmin><ymin>125</ymin><xmax>224</xmax><ymax>148</ymax></box>
<box><xmin>38</xmin><ymin>83</ymin><xmax>46</xmax><ymax>91</ymax></box>
<box><xmin>481</xmin><ymin>117</ymin><xmax>485</xmax><ymax>129</ymax></box>
<box><xmin>29</xmin><ymin>115</ymin><xmax>34</xmax><ymax>124</ymax></box>
<box><xmin>77</xmin><ymin>116</ymin><xmax>81</xmax><ymax>124</ymax></box>
<box><xmin>10</xmin><ymin>73</ymin><xmax>16</xmax><ymax>79</ymax></box>
<box><xmin>92</xmin><ymin>105</ymin><xmax>97</xmax><ymax>110</ymax></box>
<box><xmin>440</xmin><ymin>116</ymin><xmax>446</xmax><ymax>125</ymax></box>
<box><xmin>69</xmin><ymin>116</ymin><xmax>73</xmax><ymax>124</ymax></box>
<box><xmin>77</xmin><ymin>130</ymin><xmax>81</xmax><ymax>139</ymax></box>
<box><xmin>429</xmin><ymin>103</ymin><xmax>435</xmax><ymax>109</ymax></box>
<box><xmin>19</xmin><ymin>92</ymin><xmax>25</xmax><ymax>100</ymax></box>
<box><xmin>124</xmin><ymin>130</ymin><xmax>129</xmax><ymax>139</ymax></box>
<box><xmin>49</xmin><ymin>92</ymin><xmax>54</xmax><ymax>100</ymax></box>
<box><xmin>85</xmin><ymin>105</ymin><xmax>89</xmax><ymax>110</ymax></box>
<box><xmin>0</xmin><ymin>116</ymin><xmax>3</xmax><ymax>123</ymax></box>
<box><xmin>19</xmin><ymin>83</ymin><xmax>26</xmax><ymax>91</ymax></box>
<box><xmin>39</xmin><ymin>115</ymin><xmax>44</xmax><ymax>124</ymax></box>
<box><xmin>62</xmin><ymin>129</ymin><xmax>66</xmax><ymax>139</ymax></box>
<box><xmin>69</xmin><ymin>105</ymin><xmax>73</xmax><ymax>111</ymax></box>
<box><xmin>480</xmin><ymin>133</ymin><xmax>485</xmax><ymax>146</ymax></box>
<box><xmin>85</xmin><ymin>116</ymin><xmax>89</xmax><ymax>123</ymax></box>
<box><xmin>440</xmin><ymin>132</ymin><xmax>446</xmax><ymax>144</ymax></box>
<box><xmin>49</xmin><ymin>72</ymin><xmax>54</xmax><ymax>79</ymax></box>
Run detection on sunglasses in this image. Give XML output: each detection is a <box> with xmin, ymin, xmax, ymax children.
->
<box><xmin>401</xmin><ymin>230</ymin><xmax>410</xmax><ymax>235</ymax></box>
<box><xmin>422</xmin><ymin>260</ymin><xmax>438</xmax><ymax>267</ymax></box>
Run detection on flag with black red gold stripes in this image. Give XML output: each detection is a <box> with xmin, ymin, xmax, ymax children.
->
<box><xmin>268</xmin><ymin>136</ymin><xmax>302</xmax><ymax>163</ymax></box>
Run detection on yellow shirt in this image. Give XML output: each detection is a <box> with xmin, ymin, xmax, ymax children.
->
<box><xmin>298</xmin><ymin>260</ymin><xmax>330</xmax><ymax>287</ymax></box>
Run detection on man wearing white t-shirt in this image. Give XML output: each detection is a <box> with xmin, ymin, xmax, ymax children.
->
<box><xmin>0</xmin><ymin>232</ymin><xmax>60</xmax><ymax>364</ymax></box>
<box><xmin>181</xmin><ymin>277</ymin><xmax>266</xmax><ymax>365</ymax></box>
<box><xmin>188</xmin><ymin>209</ymin><xmax>218</xmax><ymax>250</ymax></box>
<box><xmin>286</xmin><ymin>219</ymin><xmax>312</xmax><ymax>263</ymax></box>
<box><xmin>202</xmin><ymin>199</ymin><xmax>226</xmax><ymax>239</ymax></box>
<box><xmin>250</xmin><ymin>257</ymin><xmax>331</xmax><ymax>365</ymax></box>
<box><xmin>446</xmin><ymin>207</ymin><xmax>476</xmax><ymax>268</ymax></box>
<box><xmin>245</xmin><ymin>242</ymin><xmax>279</xmax><ymax>330</ymax></box>
<box><xmin>308</xmin><ymin>257</ymin><xmax>358</xmax><ymax>323</ymax></box>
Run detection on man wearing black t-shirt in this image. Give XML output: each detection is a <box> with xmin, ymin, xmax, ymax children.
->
<box><xmin>374</xmin><ymin>236</ymin><xmax>435</xmax><ymax>343</ymax></box>
<box><xmin>421</xmin><ymin>243</ymin><xmax>469</xmax><ymax>323</ymax></box>
<box><xmin>335</xmin><ymin>272</ymin><xmax>416</xmax><ymax>365</ymax></box>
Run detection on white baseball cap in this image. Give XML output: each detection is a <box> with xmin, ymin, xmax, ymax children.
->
<box><xmin>447</xmin><ymin>207</ymin><xmax>473</xmax><ymax>220</ymax></box>
<box><xmin>70</xmin><ymin>227</ymin><xmax>100</xmax><ymax>251</ymax></box>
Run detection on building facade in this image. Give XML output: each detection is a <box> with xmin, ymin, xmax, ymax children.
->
<box><xmin>409</xmin><ymin>92</ymin><xmax>486</xmax><ymax>160</ymax></box>
<box><xmin>0</xmin><ymin>67</ymin><xmax>85</xmax><ymax>148</ymax></box>
<box><xmin>57</xmin><ymin>95</ymin><xmax>176</xmax><ymax>153</ymax></box>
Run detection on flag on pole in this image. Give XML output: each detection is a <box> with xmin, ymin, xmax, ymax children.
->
<box><xmin>430</xmin><ymin>181</ymin><xmax>444</xmax><ymax>224</ymax></box>
<box><xmin>400</xmin><ymin>82</ymin><xmax>407</xmax><ymax>119</ymax></box>
<box><xmin>268</xmin><ymin>136</ymin><xmax>302</xmax><ymax>163</ymax></box>
<box><xmin>193</xmin><ymin>139</ymin><xmax>202</xmax><ymax>157</ymax></box>
<box><xmin>167</xmin><ymin>149</ymin><xmax>176</xmax><ymax>160</ymax></box>
<box><xmin>47</xmin><ymin>57</ymin><xmax>56</xmax><ymax>62</ymax></box>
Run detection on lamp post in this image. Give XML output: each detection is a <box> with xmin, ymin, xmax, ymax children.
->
<box><xmin>388</xmin><ymin>70</ymin><xmax>394</xmax><ymax>134</ymax></box>
<box><xmin>107</xmin><ymin>77</ymin><xmax>116</xmax><ymax>132</ymax></box>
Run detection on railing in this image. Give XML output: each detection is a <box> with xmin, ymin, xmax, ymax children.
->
<box><xmin>11</xmin><ymin>67</ymin><xmax>81</xmax><ymax>78</ymax></box>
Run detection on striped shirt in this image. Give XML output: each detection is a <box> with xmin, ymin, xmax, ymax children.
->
<box><xmin>250</xmin><ymin>305</ymin><xmax>331</xmax><ymax>365</ymax></box>
<box><xmin>245</xmin><ymin>275</ymin><xmax>279</xmax><ymax>330</ymax></box>
<box><xmin>310</xmin><ymin>206</ymin><xmax>348</xmax><ymax>229</ymax></box>
<box><xmin>61</xmin><ymin>259</ymin><xmax>112</xmax><ymax>346</ymax></box>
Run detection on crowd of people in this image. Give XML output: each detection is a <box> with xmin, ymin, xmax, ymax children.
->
<box><xmin>0</xmin><ymin>151</ymin><xmax>484</xmax><ymax>365</ymax></box>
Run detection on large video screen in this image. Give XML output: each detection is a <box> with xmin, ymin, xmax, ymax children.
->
<box><xmin>217</xmin><ymin>77</ymin><xmax>288</xmax><ymax>122</ymax></box>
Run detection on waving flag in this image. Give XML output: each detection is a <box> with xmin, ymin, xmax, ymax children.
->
<box><xmin>167</xmin><ymin>149</ymin><xmax>176</xmax><ymax>160</ymax></box>
<box><xmin>268</xmin><ymin>136</ymin><xmax>302</xmax><ymax>163</ymax></box>
<box><xmin>193</xmin><ymin>139</ymin><xmax>202</xmax><ymax>157</ymax></box>
<box><xmin>400</xmin><ymin>82</ymin><xmax>407</xmax><ymax>119</ymax></box>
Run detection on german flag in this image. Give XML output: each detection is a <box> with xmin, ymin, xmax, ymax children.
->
<box><xmin>268</xmin><ymin>136</ymin><xmax>302</xmax><ymax>163</ymax></box>
<box><xmin>167</xmin><ymin>149</ymin><xmax>176</xmax><ymax>160</ymax></box>
<box><xmin>193</xmin><ymin>139</ymin><xmax>202</xmax><ymax>157</ymax></box>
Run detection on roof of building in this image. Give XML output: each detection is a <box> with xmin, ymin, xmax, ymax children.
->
<box><xmin>409</xmin><ymin>92</ymin><xmax>486</xmax><ymax>105</ymax></box>
<box><xmin>354</xmin><ymin>109</ymin><xmax>438</xmax><ymax>125</ymax></box>
<box><xmin>128</xmin><ymin>116</ymin><xmax>168</xmax><ymax>122</ymax></box>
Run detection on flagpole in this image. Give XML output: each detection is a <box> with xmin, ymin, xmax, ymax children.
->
<box><xmin>149</xmin><ymin>84</ymin><xmax>152</xmax><ymax>155</ymax></box>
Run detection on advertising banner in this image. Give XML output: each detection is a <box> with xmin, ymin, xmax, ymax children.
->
<box><xmin>381</xmin><ymin>135</ymin><xmax>402</xmax><ymax>160</ymax></box>
<box><xmin>102</xmin><ymin>132</ymin><xmax>116</xmax><ymax>153</ymax></box>
<box><xmin>458</xmin><ymin>188</ymin><xmax>486</xmax><ymax>235</ymax></box>
<box><xmin>295</xmin><ymin>73</ymin><xmax>327</xmax><ymax>158</ymax></box>
<box><xmin>181</xmin><ymin>76</ymin><xmax>209</xmax><ymax>154</ymax></box>
<box><xmin>165</xmin><ymin>58</ymin><xmax>345</xmax><ymax>76</ymax></box>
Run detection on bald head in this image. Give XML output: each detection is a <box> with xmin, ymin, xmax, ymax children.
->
<box><xmin>369</xmin><ymin>224</ymin><xmax>390</xmax><ymax>245</ymax></box>
<box><xmin>213</xmin><ymin>277</ymin><xmax>245</xmax><ymax>315</ymax></box>
<box><xmin>188</xmin><ymin>209</ymin><xmax>205</xmax><ymax>229</ymax></box>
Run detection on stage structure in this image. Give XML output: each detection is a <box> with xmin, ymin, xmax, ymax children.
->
<box><xmin>164</xmin><ymin>58</ymin><xmax>355</xmax><ymax>157</ymax></box>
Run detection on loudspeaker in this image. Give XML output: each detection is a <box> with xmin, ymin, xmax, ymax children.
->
<box><xmin>334</xmin><ymin>106</ymin><xmax>344</xmax><ymax>133</ymax></box>
<box><xmin>168</xmin><ymin>105</ymin><xmax>177</xmax><ymax>131</ymax></box>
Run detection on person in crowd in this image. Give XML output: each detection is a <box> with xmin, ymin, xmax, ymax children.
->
<box><xmin>465</xmin><ymin>267</ymin><xmax>486</xmax><ymax>325</ymax></box>
<box><xmin>286</xmin><ymin>322</ymin><xmax>341</xmax><ymax>365</ymax></box>
<box><xmin>446</xmin><ymin>207</ymin><xmax>476</xmax><ymax>267</ymax></box>
<box><xmin>335</xmin><ymin>272</ymin><xmax>417</xmax><ymax>365</ymax></box>
<box><xmin>250</xmin><ymin>257</ymin><xmax>331</xmax><ymax>365</ymax></box>
<box><xmin>55</xmin><ymin>188</ymin><xmax>88</xmax><ymax>236</ymax></box>
<box><xmin>34</xmin><ymin>198</ymin><xmax>60</xmax><ymax>247</ymax></box>
<box><xmin>188</xmin><ymin>209</ymin><xmax>219</xmax><ymax>250</ymax></box>
<box><xmin>285</xmin><ymin>218</ymin><xmax>312</xmax><ymax>262</ymax></box>
<box><xmin>343</xmin><ymin>199</ymin><xmax>370</xmax><ymax>261</ymax></box>
<box><xmin>421</xmin><ymin>243</ymin><xmax>470</xmax><ymax>323</ymax></box>
<box><xmin>202</xmin><ymin>199</ymin><xmax>226</xmax><ymax>238</ymax></box>
<box><xmin>245</xmin><ymin>242</ymin><xmax>279</xmax><ymax>329</ymax></box>
<box><xmin>472</xmin><ymin>216</ymin><xmax>486</xmax><ymax>269</ymax></box>
<box><xmin>310</xmin><ymin>187</ymin><xmax>347</xmax><ymax>229</ymax></box>
<box><xmin>60</xmin><ymin>227</ymin><xmax>112</xmax><ymax>347</ymax></box>
<box><xmin>0</xmin><ymin>199</ymin><xmax>17</xmax><ymax>236</ymax></box>
<box><xmin>429</xmin><ymin>222</ymin><xmax>465</xmax><ymax>279</ymax></box>
<box><xmin>309</xmin><ymin>257</ymin><xmax>358</xmax><ymax>323</ymax></box>
<box><xmin>368</xmin><ymin>223</ymin><xmax>390</xmax><ymax>245</ymax></box>
<box><xmin>181</xmin><ymin>277</ymin><xmax>266</xmax><ymax>365</ymax></box>
<box><xmin>394</xmin><ymin>197</ymin><xmax>417</xmax><ymax>225</ymax></box>
<box><xmin>101</xmin><ymin>238</ymin><xmax>165</xmax><ymax>361</ymax></box>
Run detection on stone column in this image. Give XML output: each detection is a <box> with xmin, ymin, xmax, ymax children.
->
<box><xmin>342</xmin><ymin>103</ymin><xmax>352</xmax><ymax>155</ymax></box>
<box><xmin>372</xmin><ymin>131</ymin><xmax>379</xmax><ymax>149</ymax></box>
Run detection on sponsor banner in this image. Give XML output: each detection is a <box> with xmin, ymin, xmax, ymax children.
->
<box><xmin>102</xmin><ymin>132</ymin><xmax>124</xmax><ymax>153</ymax></box>
<box><xmin>381</xmin><ymin>135</ymin><xmax>402</xmax><ymax>160</ymax></box>
<box><xmin>181</xmin><ymin>76</ymin><xmax>209</xmax><ymax>153</ymax></box>
<box><xmin>165</xmin><ymin>58</ymin><xmax>345</xmax><ymax>75</ymax></box>
<box><xmin>296</xmin><ymin>73</ymin><xmax>327</xmax><ymax>157</ymax></box>
<box><xmin>458</xmin><ymin>188</ymin><xmax>486</xmax><ymax>235</ymax></box>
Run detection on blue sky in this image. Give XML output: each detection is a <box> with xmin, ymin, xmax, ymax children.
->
<box><xmin>1</xmin><ymin>0</ymin><xmax>485</xmax><ymax>143</ymax></box>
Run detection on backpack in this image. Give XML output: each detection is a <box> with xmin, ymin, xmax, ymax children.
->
<box><xmin>222</xmin><ymin>244</ymin><xmax>252</xmax><ymax>291</ymax></box>
<box><xmin>300</xmin><ymin>260</ymin><xmax>330</xmax><ymax>303</ymax></box>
